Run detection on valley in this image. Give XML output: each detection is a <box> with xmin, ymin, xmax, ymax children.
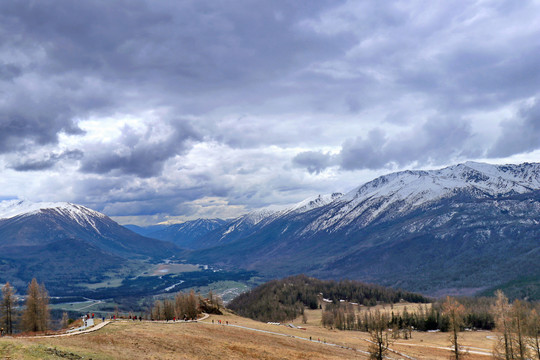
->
<box><xmin>2</xmin><ymin>2</ymin><xmax>540</xmax><ymax>358</ymax></box>
<box><xmin>0</xmin><ymin>161</ymin><xmax>538</xmax><ymax>360</ymax></box>
<box><xmin>46</xmin><ymin>261</ymin><xmax>256</xmax><ymax>315</ymax></box>
<box><xmin>2</xmin><ymin>162</ymin><xmax>539</xmax><ymax>302</ymax></box>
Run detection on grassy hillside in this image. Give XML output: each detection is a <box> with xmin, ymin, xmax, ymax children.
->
<box><xmin>0</xmin><ymin>310</ymin><xmax>499</xmax><ymax>359</ymax></box>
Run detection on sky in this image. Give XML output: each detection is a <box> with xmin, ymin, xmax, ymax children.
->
<box><xmin>1</xmin><ymin>0</ymin><xmax>539</xmax><ymax>225</ymax></box>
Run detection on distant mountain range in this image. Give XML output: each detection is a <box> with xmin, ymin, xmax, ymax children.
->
<box><xmin>127</xmin><ymin>219</ymin><xmax>227</xmax><ymax>249</ymax></box>
<box><xmin>0</xmin><ymin>201</ymin><xmax>179</xmax><ymax>293</ymax></box>
<box><xmin>180</xmin><ymin>162</ymin><xmax>540</xmax><ymax>299</ymax></box>
<box><xmin>2</xmin><ymin>161</ymin><xmax>539</xmax><ymax>299</ymax></box>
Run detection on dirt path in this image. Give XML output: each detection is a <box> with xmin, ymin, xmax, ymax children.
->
<box><xmin>74</xmin><ymin>299</ymin><xmax>103</xmax><ymax>311</ymax></box>
<box><xmin>13</xmin><ymin>313</ymin><xmax>210</xmax><ymax>339</ymax></box>
<box><xmin>15</xmin><ymin>320</ymin><xmax>111</xmax><ymax>339</ymax></box>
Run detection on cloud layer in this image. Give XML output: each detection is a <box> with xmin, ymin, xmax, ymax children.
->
<box><xmin>1</xmin><ymin>0</ymin><xmax>540</xmax><ymax>224</ymax></box>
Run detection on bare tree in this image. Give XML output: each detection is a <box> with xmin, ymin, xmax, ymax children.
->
<box><xmin>321</xmin><ymin>309</ymin><xmax>334</xmax><ymax>329</ymax></box>
<box><xmin>493</xmin><ymin>290</ymin><xmax>514</xmax><ymax>360</ymax></box>
<box><xmin>1</xmin><ymin>282</ymin><xmax>17</xmax><ymax>334</ymax></box>
<box><xmin>368</xmin><ymin>310</ymin><xmax>391</xmax><ymax>360</ymax></box>
<box><xmin>442</xmin><ymin>296</ymin><xmax>465</xmax><ymax>360</ymax></box>
<box><xmin>208</xmin><ymin>290</ymin><xmax>221</xmax><ymax>310</ymax></box>
<box><xmin>152</xmin><ymin>300</ymin><xmax>163</xmax><ymax>320</ymax></box>
<box><xmin>185</xmin><ymin>290</ymin><xmax>199</xmax><ymax>320</ymax></box>
<box><xmin>163</xmin><ymin>299</ymin><xmax>175</xmax><ymax>321</ymax></box>
<box><xmin>527</xmin><ymin>307</ymin><xmax>540</xmax><ymax>360</ymax></box>
<box><xmin>511</xmin><ymin>300</ymin><xmax>529</xmax><ymax>360</ymax></box>
<box><xmin>61</xmin><ymin>312</ymin><xmax>69</xmax><ymax>329</ymax></box>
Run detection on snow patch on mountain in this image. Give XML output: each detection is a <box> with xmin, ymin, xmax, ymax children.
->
<box><xmin>288</xmin><ymin>193</ymin><xmax>343</xmax><ymax>213</ymax></box>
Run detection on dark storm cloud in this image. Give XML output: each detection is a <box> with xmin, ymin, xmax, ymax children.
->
<box><xmin>0</xmin><ymin>0</ymin><xmax>352</xmax><ymax>154</ymax></box>
<box><xmin>69</xmin><ymin>173</ymin><xmax>234</xmax><ymax>219</ymax></box>
<box><xmin>10</xmin><ymin>149</ymin><xmax>83</xmax><ymax>171</ymax></box>
<box><xmin>489</xmin><ymin>99</ymin><xmax>540</xmax><ymax>157</ymax></box>
<box><xmin>0</xmin><ymin>64</ymin><xmax>21</xmax><ymax>81</ymax></box>
<box><xmin>0</xmin><ymin>109</ymin><xmax>84</xmax><ymax>154</ymax></box>
<box><xmin>0</xmin><ymin>1</ymin><xmax>349</xmax><ymax>91</ymax></box>
<box><xmin>292</xmin><ymin>151</ymin><xmax>335</xmax><ymax>174</ymax></box>
<box><xmin>335</xmin><ymin>117</ymin><xmax>478</xmax><ymax>171</ymax></box>
<box><xmin>293</xmin><ymin>117</ymin><xmax>478</xmax><ymax>173</ymax></box>
<box><xmin>80</xmin><ymin>120</ymin><xmax>201</xmax><ymax>178</ymax></box>
<box><xmin>2</xmin><ymin>0</ymin><xmax>540</xmax><ymax>222</ymax></box>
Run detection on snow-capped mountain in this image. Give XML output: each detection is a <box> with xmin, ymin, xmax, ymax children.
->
<box><xmin>0</xmin><ymin>199</ymin><xmax>177</xmax><ymax>256</ymax></box>
<box><xmin>0</xmin><ymin>200</ymin><xmax>179</xmax><ymax>294</ymax></box>
<box><xmin>189</xmin><ymin>162</ymin><xmax>540</xmax><ymax>298</ymax></box>
<box><xmin>215</xmin><ymin>162</ymin><xmax>540</xmax><ymax>240</ymax></box>
<box><xmin>217</xmin><ymin>192</ymin><xmax>344</xmax><ymax>243</ymax></box>
<box><xmin>0</xmin><ymin>200</ymin><xmax>107</xmax><ymax>233</ymax></box>
<box><xmin>302</xmin><ymin>161</ymin><xmax>540</xmax><ymax>234</ymax></box>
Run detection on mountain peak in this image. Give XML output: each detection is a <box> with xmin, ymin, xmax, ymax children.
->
<box><xmin>0</xmin><ymin>200</ymin><xmax>99</xmax><ymax>219</ymax></box>
<box><xmin>0</xmin><ymin>200</ymin><xmax>108</xmax><ymax>234</ymax></box>
<box><xmin>347</xmin><ymin>161</ymin><xmax>540</xmax><ymax>201</ymax></box>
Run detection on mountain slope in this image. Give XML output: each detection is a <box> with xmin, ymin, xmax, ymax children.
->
<box><xmin>0</xmin><ymin>200</ymin><xmax>180</xmax><ymax>293</ymax></box>
<box><xmin>147</xmin><ymin>218</ymin><xmax>228</xmax><ymax>249</ymax></box>
<box><xmin>0</xmin><ymin>200</ymin><xmax>178</xmax><ymax>258</ymax></box>
<box><xmin>186</xmin><ymin>162</ymin><xmax>540</xmax><ymax>298</ymax></box>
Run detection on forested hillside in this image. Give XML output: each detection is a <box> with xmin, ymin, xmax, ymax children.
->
<box><xmin>227</xmin><ymin>275</ymin><xmax>429</xmax><ymax>322</ymax></box>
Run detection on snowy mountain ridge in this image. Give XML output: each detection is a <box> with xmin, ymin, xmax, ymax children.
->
<box><xmin>218</xmin><ymin>162</ymin><xmax>540</xmax><ymax>238</ymax></box>
<box><xmin>221</xmin><ymin>192</ymin><xmax>345</xmax><ymax>237</ymax></box>
<box><xmin>303</xmin><ymin>161</ymin><xmax>540</xmax><ymax>233</ymax></box>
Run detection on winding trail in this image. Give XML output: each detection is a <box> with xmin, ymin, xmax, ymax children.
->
<box><xmin>17</xmin><ymin>320</ymin><xmax>111</xmax><ymax>339</ymax></box>
<box><xmin>14</xmin><ymin>313</ymin><xmax>210</xmax><ymax>339</ymax></box>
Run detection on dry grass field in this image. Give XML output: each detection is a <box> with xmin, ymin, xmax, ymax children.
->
<box><xmin>0</xmin><ymin>308</ymin><xmax>499</xmax><ymax>359</ymax></box>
